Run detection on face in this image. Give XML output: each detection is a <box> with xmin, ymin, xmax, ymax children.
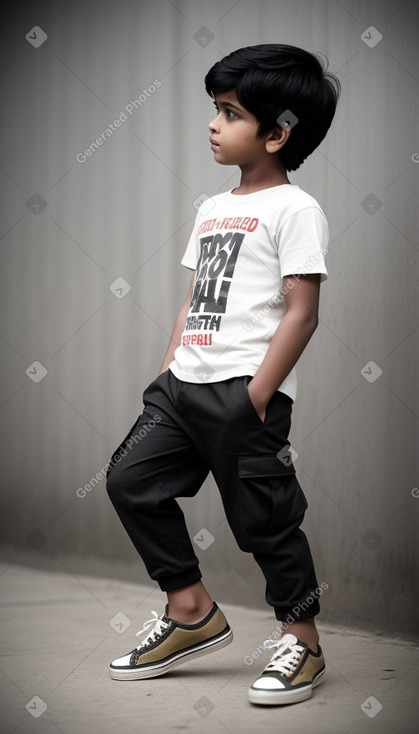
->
<box><xmin>208</xmin><ymin>89</ymin><xmax>269</xmax><ymax>166</ymax></box>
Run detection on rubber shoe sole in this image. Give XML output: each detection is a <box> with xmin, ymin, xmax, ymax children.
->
<box><xmin>248</xmin><ymin>666</ymin><xmax>325</xmax><ymax>705</ymax></box>
<box><xmin>109</xmin><ymin>626</ymin><xmax>233</xmax><ymax>680</ymax></box>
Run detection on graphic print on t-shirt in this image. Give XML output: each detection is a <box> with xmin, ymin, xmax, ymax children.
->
<box><xmin>171</xmin><ymin>186</ymin><xmax>329</xmax><ymax>399</ymax></box>
<box><xmin>182</xmin><ymin>216</ymin><xmax>259</xmax><ymax>346</ymax></box>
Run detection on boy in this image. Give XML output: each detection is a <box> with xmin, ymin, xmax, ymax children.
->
<box><xmin>106</xmin><ymin>44</ymin><xmax>340</xmax><ymax>706</ymax></box>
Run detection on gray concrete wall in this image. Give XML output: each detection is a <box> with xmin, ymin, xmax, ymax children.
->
<box><xmin>0</xmin><ymin>0</ymin><xmax>418</xmax><ymax>637</ymax></box>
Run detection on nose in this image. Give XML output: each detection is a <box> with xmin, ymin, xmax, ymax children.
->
<box><xmin>208</xmin><ymin>113</ymin><xmax>220</xmax><ymax>132</ymax></box>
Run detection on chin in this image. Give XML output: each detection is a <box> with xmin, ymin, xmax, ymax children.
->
<box><xmin>213</xmin><ymin>155</ymin><xmax>235</xmax><ymax>166</ymax></box>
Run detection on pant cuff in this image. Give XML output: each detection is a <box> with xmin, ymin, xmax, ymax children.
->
<box><xmin>158</xmin><ymin>568</ymin><xmax>202</xmax><ymax>592</ymax></box>
<box><xmin>274</xmin><ymin>599</ymin><xmax>320</xmax><ymax>623</ymax></box>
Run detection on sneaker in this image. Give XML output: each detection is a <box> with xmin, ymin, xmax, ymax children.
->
<box><xmin>248</xmin><ymin>633</ymin><xmax>325</xmax><ymax>705</ymax></box>
<box><xmin>109</xmin><ymin>601</ymin><xmax>233</xmax><ymax>680</ymax></box>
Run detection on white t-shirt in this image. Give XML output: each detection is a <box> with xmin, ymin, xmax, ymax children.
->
<box><xmin>169</xmin><ymin>184</ymin><xmax>328</xmax><ymax>402</ymax></box>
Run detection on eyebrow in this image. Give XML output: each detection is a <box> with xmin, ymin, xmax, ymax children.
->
<box><xmin>215</xmin><ymin>100</ymin><xmax>244</xmax><ymax>113</ymax></box>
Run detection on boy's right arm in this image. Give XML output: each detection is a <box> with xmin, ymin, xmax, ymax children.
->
<box><xmin>158</xmin><ymin>271</ymin><xmax>195</xmax><ymax>375</ymax></box>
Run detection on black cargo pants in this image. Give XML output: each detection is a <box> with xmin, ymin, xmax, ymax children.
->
<box><xmin>106</xmin><ymin>369</ymin><xmax>320</xmax><ymax>622</ymax></box>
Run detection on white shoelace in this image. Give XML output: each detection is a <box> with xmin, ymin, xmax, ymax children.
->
<box><xmin>135</xmin><ymin>611</ymin><xmax>170</xmax><ymax>650</ymax></box>
<box><xmin>263</xmin><ymin>634</ymin><xmax>305</xmax><ymax>677</ymax></box>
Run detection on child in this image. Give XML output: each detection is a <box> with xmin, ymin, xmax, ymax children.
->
<box><xmin>106</xmin><ymin>43</ymin><xmax>340</xmax><ymax>706</ymax></box>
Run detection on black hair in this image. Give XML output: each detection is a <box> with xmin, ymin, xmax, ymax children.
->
<box><xmin>205</xmin><ymin>44</ymin><xmax>341</xmax><ymax>171</ymax></box>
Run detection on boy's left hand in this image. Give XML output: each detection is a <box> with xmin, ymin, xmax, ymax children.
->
<box><xmin>247</xmin><ymin>380</ymin><xmax>267</xmax><ymax>423</ymax></box>
<box><xmin>246</xmin><ymin>274</ymin><xmax>321</xmax><ymax>424</ymax></box>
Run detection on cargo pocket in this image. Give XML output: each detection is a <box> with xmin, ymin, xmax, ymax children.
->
<box><xmin>237</xmin><ymin>454</ymin><xmax>308</xmax><ymax>543</ymax></box>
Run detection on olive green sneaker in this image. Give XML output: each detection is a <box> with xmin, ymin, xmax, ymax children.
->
<box><xmin>109</xmin><ymin>602</ymin><xmax>232</xmax><ymax>680</ymax></box>
<box><xmin>248</xmin><ymin>634</ymin><xmax>325</xmax><ymax>705</ymax></box>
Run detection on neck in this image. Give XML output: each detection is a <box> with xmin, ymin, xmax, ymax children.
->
<box><xmin>234</xmin><ymin>161</ymin><xmax>290</xmax><ymax>195</ymax></box>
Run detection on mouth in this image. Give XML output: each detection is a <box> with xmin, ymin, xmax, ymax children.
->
<box><xmin>209</xmin><ymin>137</ymin><xmax>220</xmax><ymax>148</ymax></box>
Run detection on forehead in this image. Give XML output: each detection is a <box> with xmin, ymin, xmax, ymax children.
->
<box><xmin>214</xmin><ymin>89</ymin><xmax>243</xmax><ymax>109</ymax></box>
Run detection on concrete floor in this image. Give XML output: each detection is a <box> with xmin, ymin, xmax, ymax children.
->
<box><xmin>0</xmin><ymin>563</ymin><xmax>418</xmax><ymax>734</ymax></box>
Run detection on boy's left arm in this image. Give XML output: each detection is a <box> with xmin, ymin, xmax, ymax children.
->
<box><xmin>247</xmin><ymin>273</ymin><xmax>321</xmax><ymax>421</ymax></box>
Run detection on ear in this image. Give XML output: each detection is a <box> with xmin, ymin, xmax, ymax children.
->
<box><xmin>265</xmin><ymin>124</ymin><xmax>291</xmax><ymax>154</ymax></box>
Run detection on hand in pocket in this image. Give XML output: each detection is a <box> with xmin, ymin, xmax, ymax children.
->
<box><xmin>247</xmin><ymin>379</ymin><xmax>267</xmax><ymax>423</ymax></box>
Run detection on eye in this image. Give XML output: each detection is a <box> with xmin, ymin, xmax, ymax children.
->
<box><xmin>212</xmin><ymin>102</ymin><xmax>239</xmax><ymax>120</ymax></box>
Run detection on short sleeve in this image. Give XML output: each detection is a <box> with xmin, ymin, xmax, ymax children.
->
<box><xmin>181</xmin><ymin>214</ymin><xmax>200</xmax><ymax>270</ymax></box>
<box><xmin>277</xmin><ymin>206</ymin><xmax>329</xmax><ymax>282</ymax></box>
